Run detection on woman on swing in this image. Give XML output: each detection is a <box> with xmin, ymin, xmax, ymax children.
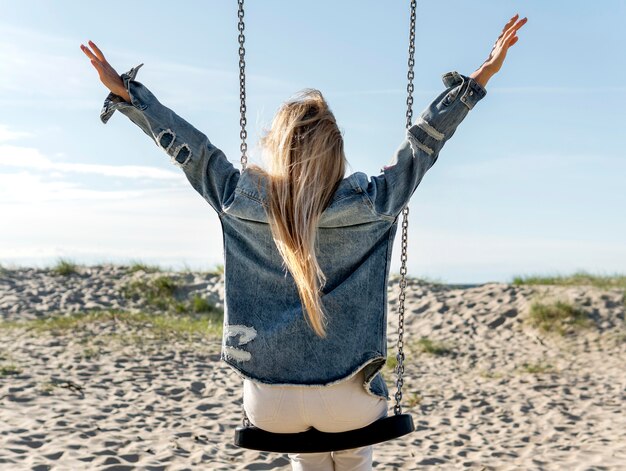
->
<box><xmin>81</xmin><ymin>12</ymin><xmax>526</xmax><ymax>471</ymax></box>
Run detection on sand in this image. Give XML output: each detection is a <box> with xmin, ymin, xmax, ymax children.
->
<box><xmin>0</xmin><ymin>265</ymin><xmax>625</xmax><ymax>470</ymax></box>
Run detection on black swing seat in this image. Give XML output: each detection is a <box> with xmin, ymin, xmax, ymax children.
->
<box><xmin>234</xmin><ymin>413</ymin><xmax>414</xmax><ymax>453</ymax></box>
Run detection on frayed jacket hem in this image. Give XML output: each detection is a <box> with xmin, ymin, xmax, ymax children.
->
<box><xmin>222</xmin><ymin>355</ymin><xmax>390</xmax><ymax>401</ymax></box>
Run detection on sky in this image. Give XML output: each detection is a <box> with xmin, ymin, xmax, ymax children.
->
<box><xmin>0</xmin><ymin>0</ymin><xmax>625</xmax><ymax>284</ymax></box>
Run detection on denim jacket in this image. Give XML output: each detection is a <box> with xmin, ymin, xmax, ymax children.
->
<box><xmin>100</xmin><ymin>63</ymin><xmax>487</xmax><ymax>400</ymax></box>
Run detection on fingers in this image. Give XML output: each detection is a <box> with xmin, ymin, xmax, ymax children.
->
<box><xmin>88</xmin><ymin>40</ymin><xmax>107</xmax><ymax>62</ymax></box>
<box><xmin>495</xmin><ymin>14</ymin><xmax>525</xmax><ymax>47</ymax></box>
<box><xmin>507</xmin><ymin>15</ymin><xmax>528</xmax><ymax>35</ymax></box>
<box><xmin>80</xmin><ymin>43</ymin><xmax>99</xmax><ymax>63</ymax></box>
<box><xmin>499</xmin><ymin>15</ymin><xmax>527</xmax><ymax>47</ymax></box>
<box><xmin>501</xmin><ymin>14</ymin><xmax>519</xmax><ymax>36</ymax></box>
<box><xmin>513</xmin><ymin>17</ymin><xmax>528</xmax><ymax>31</ymax></box>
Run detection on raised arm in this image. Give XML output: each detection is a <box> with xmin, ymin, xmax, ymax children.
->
<box><xmin>80</xmin><ymin>41</ymin><xmax>240</xmax><ymax>215</ymax></box>
<box><xmin>365</xmin><ymin>70</ymin><xmax>487</xmax><ymax>218</ymax></box>
<box><xmin>366</xmin><ymin>13</ymin><xmax>526</xmax><ymax>219</ymax></box>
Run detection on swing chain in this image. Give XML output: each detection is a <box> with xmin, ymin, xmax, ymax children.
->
<box><xmin>238</xmin><ymin>0</ymin><xmax>248</xmax><ymax>170</ymax></box>
<box><xmin>405</xmin><ymin>0</ymin><xmax>417</xmax><ymax>130</ymax></box>
<box><xmin>394</xmin><ymin>206</ymin><xmax>409</xmax><ymax>415</ymax></box>
<box><xmin>394</xmin><ymin>0</ymin><xmax>417</xmax><ymax>417</ymax></box>
<box><xmin>238</xmin><ymin>0</ymin><xmax>252</xmax><ymax>428</ymax></box>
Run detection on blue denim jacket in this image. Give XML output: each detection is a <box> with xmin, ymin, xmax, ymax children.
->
<box><xmin>100</xmin><ymin>64</ymin><xmax>486</xmax><ymax>400</ymax></box>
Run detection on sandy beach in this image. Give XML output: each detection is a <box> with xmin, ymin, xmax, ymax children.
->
<box><xmin>1</xmin><ymin>264</ymin><xmax>625</xmax><ymax>470</ymax></box>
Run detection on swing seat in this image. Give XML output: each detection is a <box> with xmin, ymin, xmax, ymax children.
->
<box><xmin>234</xmin><ymin>413</ymin><xmax>414</xmax><ymax>453</ymax></box>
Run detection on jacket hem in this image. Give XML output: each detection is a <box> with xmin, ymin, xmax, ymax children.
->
<box><xmin>222</xmin><ymin>354</ymin><xmax>390</xmax><ymax>401</ymax></box>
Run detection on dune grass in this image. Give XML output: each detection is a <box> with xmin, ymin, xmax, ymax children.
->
<box><xmin>527</xmin><ymin>299</ymin><xmax>593</xmax><ymax>335</ymax></box>
<box><xmin>121</xmin><ymin>275</ymin><xmax>179</xmax><ymax>310</ymax></box>
<box><xmin>385</xmin><ymin>353</ymin><xmax>398</xmax><ymax>371</ymax></box>
<box><xmin>518</xmin><ymin>362</ymin><xmax>556</xmax><ymax>374</ymax></box>
<box><xmin>128</xmin><ymin>260</ymin><xmax>163</xmax><ymax>274</ymax></box>
<box><xmin>51</xmin><ymin>257</ymin><xmax>81</xmax><ymax>276</ymax></box>
<box><xmin>406</xmin><ymin>391</ymin><xmax>423</xmax><ymax>408</ymax></box>
<box><xmin>119</xmin><ymin>275</ymin><xmax>222</xmax><ymax>316</ymax></box>
<box><xmin>0</xmin><ymin>364</ymin><xmax>22</xmax><ymax>376</ymax></box>
<box><xmin>512</xmin><ymin>270</ymin><xmax>626</xmax><ymax>290</ymax></box>
<box><xmin>479</xmin><ymin>369</ymin><xmax>505</xmax><ymax>379</ymax></box>
<box><xmin>416</xmin><ymin>336</ymin><xmax>454</xmax><ymax>355</ymax></box>
<box><xmin>385</xmin><ymin>336</ymin><xmax>454</xmax><ymax>372</ymax></box>
<box><xmin>0</xmin><ymin>308</ymin><xmax>223</xmax><ymax>341</ymax></box>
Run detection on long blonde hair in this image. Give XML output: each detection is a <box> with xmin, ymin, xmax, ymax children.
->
<box><xmin>247</xmin><ymin>89</ymin><xmax>347</xmax><ymax>338</ymax></box>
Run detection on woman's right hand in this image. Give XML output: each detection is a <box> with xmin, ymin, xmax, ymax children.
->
<box><xmin>80</xmin><ymin>40</ymin><xmax>131</xmax><ymax>103</ymax></box>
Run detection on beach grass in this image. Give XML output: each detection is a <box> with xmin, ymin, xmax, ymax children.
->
<box><xmin>518</xmin><ymin>361</ymin><xmax>556</xmax><ymax>374</ymax></box>
<box><xmin>416</xmin><ymin>336</ymin><xmax>454</xmax><ymax>355</ymax></box>
<box><xmin>527</xmin><ymin>299</ymin><xmax>593</xmax><ymax>335</ymax></box>
<box><xmin>128</xmin><ymin>260</ymin><xmax>163</xmax><ymax>274</ymax></box>
<box><xmin>51</xmin><ymin>257</ymin><xmax>81</xmax><ymax>277</ymax></box>
<box><xmin>0</xmin><ymin>308</ymin><xmax>223</xmax><ymax>340</ymax></box>
<box><xmin>512</xmin><ymin>270</ymin><xmax>626</xmax><ymax>290</ymax></box>
<box><xmin>385</xmin><ymin>336</ymin><xmax>453</xmax><ymax>372</ymax></box>
<box><xmin>120</xmin><ymin>275</ymin><xmax>181</xmax><ymax>310</ymax></box>
<box><xmin>385</xmin><ymin>353</ymin><xmax>398</xmax><ymax>371</ymax></box>
<box><xmin>479</xmin><ymin>369</ymin><xmax>505</xmax><ymax>379</ymax></box>
<box><xmin>120</xmin><ymin>275</ymin><xmax>222</xmax><ymax>315</ymax></box>
<box><xmin>0</xmin><ymin>364</ymin><xmax>22</xmax><ymax>376</ymax></box>
<box><xmin>406</xmin><ymin>391</ymin><xmax>423</xmax><ymax>408</ymax></box>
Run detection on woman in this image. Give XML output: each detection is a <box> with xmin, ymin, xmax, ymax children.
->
<box><xmin>81</xmin><ymin>12</ymin><xmax>526</xmax><ymax>471</ymax></box>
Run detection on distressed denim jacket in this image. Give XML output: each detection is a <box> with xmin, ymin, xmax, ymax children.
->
<box><xmin>100</xmin><ymin>64</ymin><xmax>487</xmax><ymax>400</ymax></box>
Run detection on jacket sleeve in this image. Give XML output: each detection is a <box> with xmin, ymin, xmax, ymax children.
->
<box><xmin>366</xmin><ymin>70</ymin><xmax>487</xmax><ymax>219</ymax></box>
<box><xmin>99</xmin><ymin>63</ymin><xmax>240</xmax><ymax>214</ymax></box>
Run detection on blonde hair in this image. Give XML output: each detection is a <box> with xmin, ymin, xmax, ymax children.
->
<box><xmin>247</xmin><ymin>89</ymin><xmax>346</xmax><ymax>338</ymax></box>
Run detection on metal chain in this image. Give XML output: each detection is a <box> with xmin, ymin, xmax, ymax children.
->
<box><xmin>394</xmin><ymin>0</ymin><xmax>417</xmax><ymax>417</ymax></box>
<box><xmin>405</xmin><ymin>0</ymin><xmax>417</xmax><ymax>130</ymax></box>
<box><xmin>238</xmin><ymin>0</ymin><xmax>248</xmax><ymax>171</ymax></box>
<box><xmin>238</xmin><ymin>0</ymin><xmax>252</xmax><ymax>428</ymax></box>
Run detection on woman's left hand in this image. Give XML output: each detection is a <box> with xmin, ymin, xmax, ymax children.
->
<box><xmin>470</xmin><ymin>13</ymin><xmax>527</xmax><ymax>88</ymax></box>
<box><xmin>482</xmin><ymin>13</ymin><xmax>528</xmax><ymax>76</ymax></box>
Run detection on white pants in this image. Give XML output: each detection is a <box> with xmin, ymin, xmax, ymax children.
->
<box><xmin>243</xmin><ymin>368</ymin><xmax>388</xmax><ymax>471</ymax></box>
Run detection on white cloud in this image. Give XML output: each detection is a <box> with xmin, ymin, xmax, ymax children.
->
<box><xmin>0</xmin><ymin>22</ymin><xmax>297</xmax><ymax>110</ymax></box>
<box><xmin>439</xmin><ymin>151</ymin><xmax>622</xmax><ymax>180</ymax></box>
<box><xmin>386</xmin><ymin>228</ymin><xmax>626</xmax><ymax>283</ymax></box>
<box><xmin>0</xmin><ymin>171</ymin><xmax>151</xmax><ymax>203</ymax></box>
<box><xmin>0</xmin><ymin>183</ymin><xmax>225</xmax><ymax>271</ymax></box>
<box><xmin>0</xmin><ymin>144</ymin><xmax>182</xmax><ymax>183</ymax></box>
<box><xmin>0</xmin><ymin>124</ymin><xmax>35</xmax><ymax>142</ymax></box>
<box><xmin>494</xmin><ymin>85</ymin><xmax>626</xmax><ymax>94</ymax></box>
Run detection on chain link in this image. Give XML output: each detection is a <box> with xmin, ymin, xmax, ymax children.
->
<box><xmin>394</xmin><ymin>0</ymin><xmax>417</xmax><ymax>417</ymax></box>
<box><xmin>238</xmin><ymin>0</ymin><xmax>252</xmax><ymax>428</ymax></box>
<box><xmin>405</xmin><ymin>0</ymin><xmax>417</xmax><ymax>130</ymax></box>
<box><xmin>238</xmin><ymin>0</ymin><xmax>248</xmax><ymax>171</ymax></box>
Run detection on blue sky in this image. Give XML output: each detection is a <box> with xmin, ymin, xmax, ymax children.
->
<box><xmin>1</xmin><ymin>1</ymin><xmax>625</xmax><ymax>283</ymax></box>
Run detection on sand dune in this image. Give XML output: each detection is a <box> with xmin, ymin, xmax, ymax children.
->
<box><xmin>1</xmin><ymin>265</ymin><xmax>625</xmax><ymax>469</ymax></box>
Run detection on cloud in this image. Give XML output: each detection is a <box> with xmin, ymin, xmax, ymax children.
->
<box><xmin>0</xmin><ymin>171</ymin><xmax>154</xmax><ymax>203</ymax></box>
<box><xmin>0</xmin><ymin>144</ymin><xmax>182</xmax><ymax>181</ymax></box>
<box><xmin>439</xmin><ymin>151</ymin><xmax>623</xmax><ymax>181</ymax></box>
<box><xmin>0</xmin><ymin>124</ymin><xmax>35</xmax><ymax>142</ymax></box>
<box><xmin>0</xmin><ymin>22</ymin><xmax>297</xmax><ymax>110</ymax></box>
<box><xmin>493</xmin><ymin>86</ymin><xmax>626</xmax><ymax>94</ymax></box>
